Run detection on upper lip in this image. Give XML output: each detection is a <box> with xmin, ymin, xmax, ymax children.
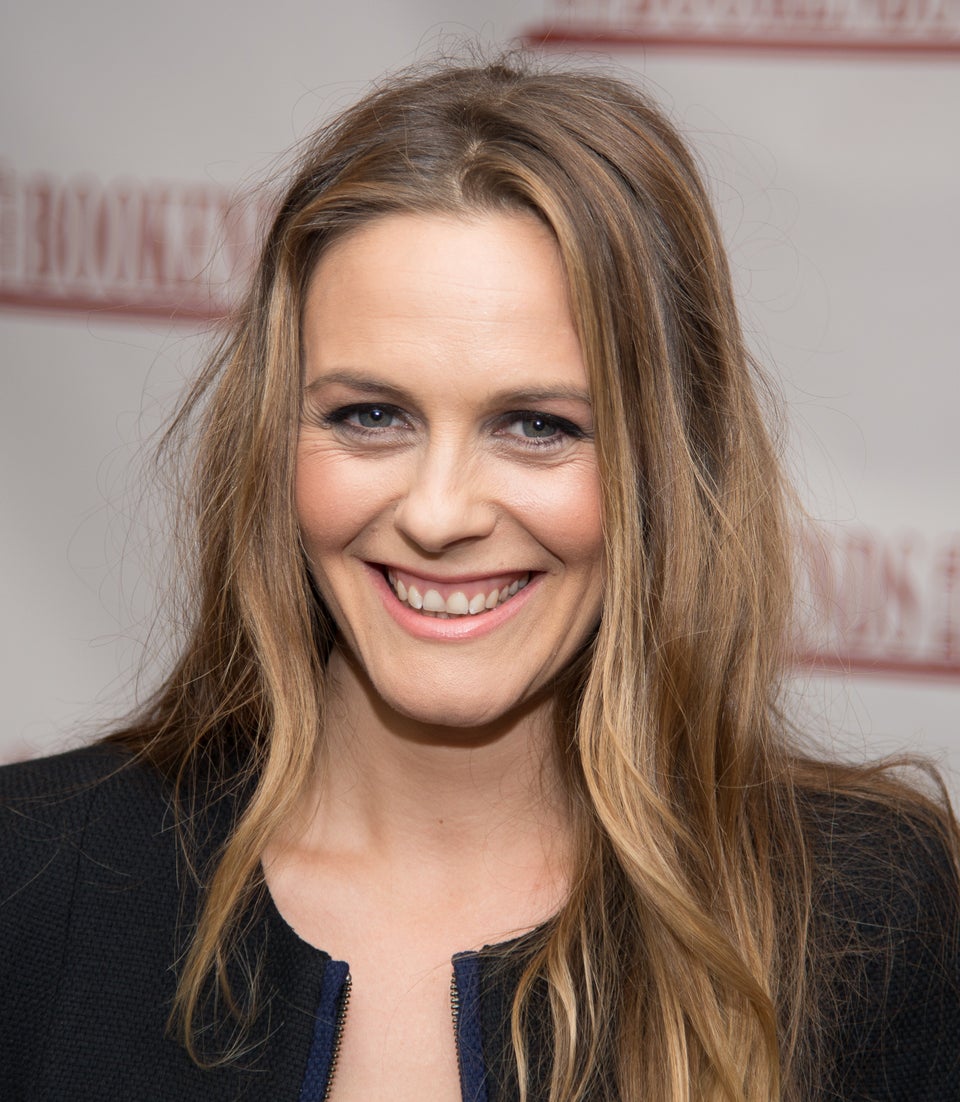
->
<box><xmin>372</xmin><ymin>562</ymin><xmax>534</xmax><ymax>585</ymax></box>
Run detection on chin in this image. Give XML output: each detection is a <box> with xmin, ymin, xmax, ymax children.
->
<box><xmin>370</xmin><ymin>675</ymin><xmax>544</xmax><ymax>738</ymax></box>
<box><xmin>393</xmin><ymin>698</ymin><xmax>522</xmax><ymax>734</ymax></box>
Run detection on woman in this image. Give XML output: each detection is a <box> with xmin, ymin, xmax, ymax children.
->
<box><xmin>1</xmin><ymin>58</ymin><xmax>958</xmax><ymax>1102</ymax></box>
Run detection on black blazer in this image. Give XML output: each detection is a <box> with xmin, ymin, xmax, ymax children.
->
<box><xmin>1</xmin><ymin>747</ymin><xmax>958</xmax><ymax>1100</ymax></box>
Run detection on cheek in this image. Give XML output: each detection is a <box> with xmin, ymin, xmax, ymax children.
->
<box><xmin>512</xmin><ymin>463</ymin><xmax>604</xmax><ymax>567</ymax></box>
<box><xmin>295</xmin><ymin>449</ymin><xmax>382</xmax><ymax>555</ymax></box>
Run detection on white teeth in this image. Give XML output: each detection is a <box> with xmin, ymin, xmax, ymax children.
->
<box><xmin>422</xmin><ymin>588</ymin><xmax>446</xmax><ymax>613</ymax></box>
<box><xmin>388</xmin><ymin>572</ymin><xmax>530</xmax><ymax>617</ymax></box>
<box><xmin>447</xmin><ymin>591</ymin><xmax>470</xmax><ymax>615</ymax></box>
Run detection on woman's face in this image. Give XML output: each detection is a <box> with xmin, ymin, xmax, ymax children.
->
<box><xmin>297</xmin><ymin>211</ymin><xmax>604</xmax><ymax>730</ymax></box>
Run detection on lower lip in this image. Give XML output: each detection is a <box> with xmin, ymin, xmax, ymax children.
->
<box><xmin>366</xmin><ymin>565</ymin><xmax>542</xmax><ymax>641</ymax></box>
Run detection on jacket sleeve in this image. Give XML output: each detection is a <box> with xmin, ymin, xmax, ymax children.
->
<box><xmin>0</xmin><ymin>748</ymin><xmax>124</xmax><ymax>1098</ymax></box>
<box><xmin>812</xmin><ymin>797</ymin><xmax>960</xmax><ymax>1101</ymax></box>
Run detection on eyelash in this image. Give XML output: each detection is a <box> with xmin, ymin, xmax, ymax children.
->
<box><xmin>319</xmin><ymin>403</ymin><xmax>589</xmax><ymax>451</ymax></box>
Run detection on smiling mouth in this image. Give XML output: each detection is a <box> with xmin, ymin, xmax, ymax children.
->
<box><xmin>384</xmin><ymin>568</ymin><xmax>531</xmax><ymax>619</ymax></box>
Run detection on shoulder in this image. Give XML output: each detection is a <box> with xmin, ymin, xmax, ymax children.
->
<box><xmin>801</xmin><ymin>788</ymin><xmax>959</xmax><ymax>941</ymax></box>
<box><xmin>0</xmin><ymin>744</ymin><xmax>267</xmax><ymax>1098</ymax></box>
<box><xmin>0</xmin><ymin>743</ymin><xmax>173</xmax><ymax>866</ymax></box>
<box><xmin>0</xmin><ymin>740</ymin><xmax>243</xmax><ymax>906</ymax></box>
<box><xmin>0</xmin><ymin>745</ymin><xmax>186</xmax><ymax>1090</ymax></box>
<box><xmin>800</xmin><ymin>789</ymin><xmax>960</xmax><ymax>1100</ymax></box>
<box><xmin>0</xmin><ymin>741</ymin><xmax>157</xmax><ymax>804</ymax></box>
<box><xmin>0</xmin><ymin>743</ymin><xmax>179</xmax><ymax>955</ymax></box>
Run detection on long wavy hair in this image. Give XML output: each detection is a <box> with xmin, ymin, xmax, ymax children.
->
<box><xmin>108</xmin><ymin>57</ymin><xmax>959</xmax><ymax>1101</ymax></box>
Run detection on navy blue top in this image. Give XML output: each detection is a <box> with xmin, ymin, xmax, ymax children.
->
<box><xmin>296</xmin><ymin>951</ymin><xmax>488</xmax><ymax>1102</ymax></box>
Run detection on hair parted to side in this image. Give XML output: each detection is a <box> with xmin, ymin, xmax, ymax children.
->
<box><xmin>107</xmin><ymin>54</ymin><xmax>959</xmax><ymax>1101</ymax></box>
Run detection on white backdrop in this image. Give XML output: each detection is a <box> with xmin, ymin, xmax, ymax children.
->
<box><xmin>2</xmin><ymin>2</ymin><xmax>958</xmax><ymax>795</ymax></box>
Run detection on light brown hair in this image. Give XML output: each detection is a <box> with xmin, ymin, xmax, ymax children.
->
<box><xmin>109</xmin><ymin>56</ymin><xmax>959</xmax><ymax>1101</ymax></box>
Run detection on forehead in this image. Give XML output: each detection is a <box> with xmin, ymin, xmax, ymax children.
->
<box><xmin>301</xmin><ymin>211</ymin><xmax>586</xmax><ymax>394</ymax></box>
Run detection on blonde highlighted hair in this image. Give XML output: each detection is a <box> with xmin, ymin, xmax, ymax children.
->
<box><xmin>108</xmin><ymin>56</ymin><xmax>958</xmax><ymax>1100</ymax></box>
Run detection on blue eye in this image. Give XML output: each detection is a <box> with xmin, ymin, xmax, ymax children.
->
<box><xmin>355</xmin><ymin>406</ymin><xmax>394</xmax><ymax>428</ymax></box>
<box><xmin>323</xmin><ymin>403</ymin><xmax>400</xmax><ymax>431</ymax></box>
<box><xmin>501</xmin><ymin>411</ymin><xmax>586</xmax><ymax>447</ymax></box>
<box><xmin>518</xmin><ymin>414</ymin><xmax>559</xmax><ymax>439</ymax></box>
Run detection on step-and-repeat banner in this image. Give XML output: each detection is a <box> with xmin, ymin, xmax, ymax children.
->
<box><xmin>3</xmin><ymin>1</ymin><xmax>958</xmax><ymax>790</ymax></box>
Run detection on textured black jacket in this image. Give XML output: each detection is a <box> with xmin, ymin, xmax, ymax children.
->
<box><xmin>1</xmin><ymin>746</ymin><xmax>958</xmax><ymax>1100</ymax></box>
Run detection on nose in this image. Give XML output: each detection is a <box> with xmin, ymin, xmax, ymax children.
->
<box><xmin>393</xmin><ymin>442</ymin><xmax>497</xmax><ymax>553</ymax></box>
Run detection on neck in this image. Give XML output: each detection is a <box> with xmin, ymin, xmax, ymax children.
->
<box><xmin>288</xmin><ymin>646</ymin><xmax>574</xmax><ymax>875</ymax></box>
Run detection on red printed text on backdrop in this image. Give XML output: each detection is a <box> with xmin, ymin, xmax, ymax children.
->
<box><xmin>0</xmin><ymin>163</ymin><xmax>267</xmax><ymax>323</ymax></box>
<box><xmin>526</xmin><ymin>0</ymin><xmax>960</xmax><ymax>53</ymax></box>
<box><xmin>795</xmin><ymin>528</ymin><xmax>960</xmax><ymax>681</ymax></box>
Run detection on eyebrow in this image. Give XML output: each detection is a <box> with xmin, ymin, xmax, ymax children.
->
<box><xmin>303</xmin><ymin>369</ymin><xmax>592</xmax><ymax>406</ymax></box>
<box><xmin>303</xmin><ymin>371</ymin><xmax>409</xmax><ymax>401</ymax></box>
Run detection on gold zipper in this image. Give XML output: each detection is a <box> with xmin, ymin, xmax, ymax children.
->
<box><xmin>320</xmin><ymin>972</ymin><xmax>352</xmax><ymax>1102</ymax></box>
<box><xmin>322</xmin><ymin>968</ymin><xmax>466</xmax><ymax>1101</ymax></box>
<box><xmin>451</xmin><ymin>966</ymin><xmax>465</xmax><ymax>1096</ymax></box>
<box><xmin>450</xmin><ymin>968</ymin><xmax>461</xmax><ymax>1033</ymax></box>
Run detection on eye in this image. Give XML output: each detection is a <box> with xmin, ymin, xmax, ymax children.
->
<box><xmin>499</xmin><ymin>410</ymin><xmax>587</xmax><ymax>448</ymax></box>
<box><xmin>517</xmin><ymin>414</ymin><xmax>559</xmax><ymax>439</ymax></box>
<box><xmin>323</xmin><ymin>403</ymin><xmax>402</xmax><ymax>431</ymax></box>
<box><xmin>353</xmin><ymin>406</ymin><xmax>394</xmax><ymax>429</ymax></box>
